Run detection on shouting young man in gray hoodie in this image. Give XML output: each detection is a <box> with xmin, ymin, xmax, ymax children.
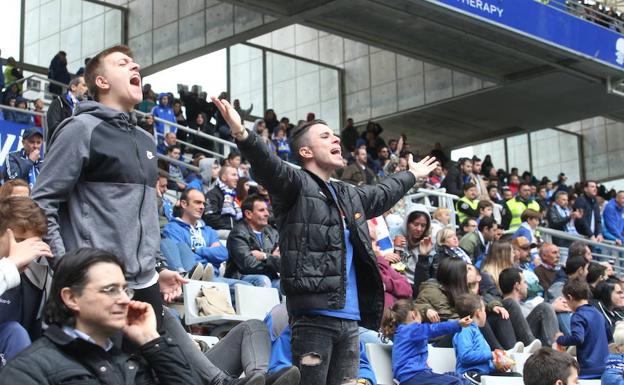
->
<box><xmin>32</xmin><ymin>45</ymin><xmax>185</xmax><ymax>328</ymax></box>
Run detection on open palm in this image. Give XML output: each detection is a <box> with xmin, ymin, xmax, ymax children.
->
<box><xmin>408</xmin><ymin>154</ymin><xmax>437</xmax><ymax>179</ymax></box>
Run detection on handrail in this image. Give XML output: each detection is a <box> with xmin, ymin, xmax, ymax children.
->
<box><xmin>155</xmin><ymin>153</ymin><xmax>200</xmax><ymax>173</ymax></box>
<box><xmin>0</xmin><ymin>103</ymin><xmax>45</xmax><ymax>117</ymax></box>
<box><xmin>5</xmin><ymin>74</ymin><xmax>69</xmax><ymax>92</ymax></box>
<box><xmin>413</xmin><ymin>188</ymin><xmax>460</xmax><ymax>200</ymax></box>
<box><xmin>537</xmin><ymin>226</ymin><xmax>624</xmax><ymax>253</ymax></box>
<box><xmin>543</xmin><ymin>0</ymin><xmax>624</xmax><ymax>32</ymax></box>
<box><xmin>154</xmin><ymin>131</ymin><xmax>225</xmax><ymax>159</ymax></box>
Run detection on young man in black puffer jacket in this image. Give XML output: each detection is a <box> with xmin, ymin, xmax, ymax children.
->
<box><xmin>212</xmin><ymin>97</ymin><xmax>436</xmax><ymax>385</ymax></box>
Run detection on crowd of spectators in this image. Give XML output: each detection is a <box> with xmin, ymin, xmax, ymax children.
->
<box><xmin>2</xmin><ymin>44</ymin><xmax>624</xmax><ymax>385</ymax></box>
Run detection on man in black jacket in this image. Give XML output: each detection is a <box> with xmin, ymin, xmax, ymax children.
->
<box><xmin>0</xmin><ymin>248</ymin><xmax>199</xmax><ymax>385</ymax></box>
<box><xmin>225</xmin><ymin>195</ymin><xmax>280</xmax><ymax>288</ymax></box>
<box><xmin>441</xmin><ymin>157</ymin><xmax>472</xmax><ymax>197</ymax></box>
<box><xmin>547</xmin><ymin>191</ymin><xmax>583</xmax><ymax>247</ymax></box>
<box><xmin>46</xmin><ymin>75</ymin><xmax>87</xmax><ymax>142</ymax></box>
<box><xmin>212</xmin><ymin>97</ymin><xmax>436</xmax><ymax>385</ymax></box>
<box><xmin>573</xmin><ymin>180</ymin><xmax>604</xmax><ymax>243</ymax></box>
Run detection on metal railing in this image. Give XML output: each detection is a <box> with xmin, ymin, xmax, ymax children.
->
<box><xmin>403</xmin><ymin>188</ymin><xmax>460</xmax><ymax>227</ymax></box>
<box><xmin>0</xmin><ymin>104</ymin><xmax>48</xmax><ymax>139</ymax></box>
<box><xmin>542</xmin><ymin>0</ymin><xmax>624</xmax><ymax>32</ymax></box>
<box><xmin>5</xmin><ymin>74</ymin><xmax>69</xmax><ymax>99</ymax></box>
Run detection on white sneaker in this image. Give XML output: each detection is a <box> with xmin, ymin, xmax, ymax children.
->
<box><xmin>525</xmin><ymin>339</ymin><xmax>542</xmax><ymax>354</ymax></box>
<box><xmin>507</xmin><ymin>341</ymin><xmax>524</xmax><ymax>354</ymax></box>
<box><xmin>202</xmin><ymin>263</ymin><xmax>214</xmax><ymax>282</ymax></box>
<box><xmin>190</xmin><ymin>263</ymin><xmax>204</xmax><ymax>281</ymax></box>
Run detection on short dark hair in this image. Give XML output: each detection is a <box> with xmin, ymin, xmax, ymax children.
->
<box><xmin>289</xmin><ymin>119</ymin><xmax>327</xmax><ymax>163</ymax></box>
<box><xmin>499</xmin><ymin>267</ymin><xmax>523</xmax><ymax>295</ymax></box>
<box><xmin>523</xmin><ymin>348</ymin><xmax>578</xmax><ymax>385</ymax></box>
<box><xmin>166</xmin><ymin>144</ymin><xmax>181</xmax><ymax>154</ymax></box>
<box><xmin>44</xmin><ymin>248</ymin><xmax>125</xmax><ymax>326</ymax></box>
<box><xmin>84</xmin><ymin>45</ymin><xmax>134</xmax><ymax>101</ymax></box>
<box><xmin>179</xmin><ymin>188</ymin><xmax>202</xmax><ymax>203</ymax></box>
<box><xmin>241</xmin><ymin>194</ymin><xmax>266</xmax><ymax>214</ymax></box>
<box><xmin>478</xmin><ymin>216</ymin><xmax>497</xmax><ymax>233</ymax></box>
<box><xmin>582</xmin><ymin>180</ymin><xmax>597</xmax><ymax>189</ymax></box>
<box><xmin>564</xmin><ymin>254</ymin><xmax>589</xmax><ymax>276</ymax></box>
<box><xmin>568</xmin><ymin>241</ymin><xmax>589</xmax><ymax>259</ymax></box>
<box><xmin>463</xmin><ymin>182</ymin><xmax>476</xmax><ymax>191</ymax></box>
<box><xmin>562</xmin><ymin>278</ymin><xmax>591</xmax><ymax>301</ymax></box>
<box><xmin>586</xmin><ymin>262</ymin><xmax>607</xmax><ymax>285</ymax></box>
<box><xmin>519</xmin><ymin>181</ymin><xmax>531</xmax><ymax>189</ymax></box>
<box><xmin>454</xmin><ymin>293</ymin><xmax>483</xmax><ymax>318</ymax></box>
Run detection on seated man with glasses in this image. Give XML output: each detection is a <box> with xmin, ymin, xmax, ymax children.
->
<box><xmin>0</xmin><ymin>248</ymin><xmax>199</xmax><ymax>385</ymax></box>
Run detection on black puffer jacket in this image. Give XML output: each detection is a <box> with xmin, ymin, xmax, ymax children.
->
<box><xmin>225</xmin><ymin>220</ymin><xmax>280</xmax><ymax>280</ymax></box>
<box><xmin>203</xmin><ymin>186</ymin><xmax>236</xmax><ymax>230</ymax></box>
<box><xmin>237</xmin><ymin>130</ymin><xmax>416</xmax><ymax>330</ymax></box>
<box><xmin>0</xmin><ymin>325</ymin><xmax>198</xmax><ymax>385</ymax></box>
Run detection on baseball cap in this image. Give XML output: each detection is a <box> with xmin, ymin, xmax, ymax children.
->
<box><xmin>512</xmin><ymin>236</ymin><xmax>536</xmax><ymax>250</ymax></box>
<box><xmin>22</xmin><ymin>127</ymin><xmax>44</xmax><ymax>140</ymax></box>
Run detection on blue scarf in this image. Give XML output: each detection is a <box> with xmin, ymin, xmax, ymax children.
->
<box><xmin>20</xmin><ymin>149</ymin><xmax>41</xmax><ymax>190</ymax></box>
<box><xmin>217</xmin><ymin>179</ymin><xmax>242</xmax><ymax>220</ymax></box>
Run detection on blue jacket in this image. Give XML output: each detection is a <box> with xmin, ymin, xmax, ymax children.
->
<box><xmin>603</xmin><ymin>199</ymin><xmax>624</xmax><ymax>242</ymax></box>
<box><xmin>453</xmin><ymin>323</ymin><xmax>494</xmax><ymax>375</ymax></box>
<box><xmin>4</xmin><ymin>149</ymin><xmax>42</xmax><ymax>188</ymax></box>
<box><xmin>162</xmin><ymin>218</ymin><xmax>228</xmax><ymax>270</ymax></box>
<box><xmin>393</xmin><ymin>321</ymin><xmax>461</xmax><ymax>383</ymax></box>
<box><xmin>602</xmin><ymin>353</ymin><xmax>624</xmax><ymax>385</ymax></box>
<box><xmin>151</xmin><ymin>93</ymin><xmax>176</xmax><ymax>136</ymax></box>
<box><xmin>556</xmin><ymin>304</ymin><xmax>611</xmax><ymax>378</ymax></box>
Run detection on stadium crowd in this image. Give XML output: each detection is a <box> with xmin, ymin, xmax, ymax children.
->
<box><xmin>0</xmin><ymin>43</ymin><xmax>623</xmax><ymax>385</ymax></box>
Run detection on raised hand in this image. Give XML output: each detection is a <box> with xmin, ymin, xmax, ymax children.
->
<box><xmin>6</xmin><ymin>229</ymin><xmax>53</xmax><ymax>270</ymax></box>
<box><xmin>419</xmin><ymin>236</ymin><xmax>433</xmax><ymax>256</ymax></box>
<box><xmin>210</xmin><ymin>97</ymin><xmax>246</xmax><ymax>140</ymax></box>
<box><xmin>459</xmin><ymin>315</ymin><xmax>473</xmax><ymax>327</ymax></box>
<box><xmin>407</xmin><ymin>154</ymin><xmax>437</xmax><ymax>179</ymax></box>
<box><xmin>123</xmin><ymin>300</ymin><xmax>160</xmax><ymax>346</ymax></box>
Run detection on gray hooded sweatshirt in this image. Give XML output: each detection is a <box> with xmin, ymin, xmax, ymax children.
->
<box><xmin>32</xmin><ymin>101</ymin><xmax>161</xmax><ymax>287</ymax></box>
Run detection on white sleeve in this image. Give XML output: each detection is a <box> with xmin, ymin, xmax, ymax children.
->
<box><xmin>0</xmin><ymin>258</ymin><xmax>21</xmax><ymax>296</ymax></box>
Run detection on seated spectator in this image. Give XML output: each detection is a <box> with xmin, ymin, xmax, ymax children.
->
<box><xmin>46</xmin><ymin>76</ymin><xmax>87</xmax><ymax>142</ymax></box>
<box><xmin>3</xmin><ymin>128</ymin><xmax>43</xmax><ymax>189</ymax></box>
<box><xmin>158</xmin><ymin>145</ymin><xmax>186</xmax><ymax>191</ymax></box>
<box><xmin>32</xmin><ymin>99</ymin><xmax>45</xmax><ymax>128</ymax></box>
<box><xmin>603</xmin><ymin>191</ymin><xmax>624</xmax><ymax>245</ymax></box>
<box><xmin>235</xmin><ymin>177</ymin><xmax>250</xmax><ymax>207</ymax></box>
<box><xmin>587</xmin><ymin>262</ymin><xmax>607</xmax><ymax>288</ymax></box>
<box><xmin>479</xmin><ymin>241</ymin><xmax>514</xmax><ymax>304</ymax></box>
<box><xmin>546</xmin><ymin>254</ymin><xmax>588</xmax><ymax>302</ymax></box>
<box><xmin>523</xmin><ymin>347</ymin><xmax>579</xmax><ymax>385</ymax></box>
<box><xmin>573</xmin><ymin>181</ymin><xmax>604</xmax><ymax>243</ymax></box>
<box><xmin>374</xmin><ymin>145</ymin><xmax>393</xmax><ymax>177</ymax></box>
<box><xmin>511</xmin><ymin>237</ymin><xmax>543</xmax><ymax>298</ymax></box>
<box><xmin>225</xmin><ymin>195</ymin><xmax>280</xmax><ymax>289</ymax></box>
<box><xmin>456</xmin><ymin>183</ymin><xmax>479</xmax><ymax>224</ymax></box>
<box><xmin>458</xmin><ymin>217</ymin><xmax>478</xmax><ymax>237</ymax></box>
<box><xmin>592</xmin><ymin>279</ymin><xmax>624</xmax><ymax>335</ymax></box>
<box><xmin>204</xmin><ymin>165</ymin><xmax>242</xmax><ymax>236</ymax></box>
<box><xmin>459</xmin><ymin>216</ymin><xmax>498</xmax><ymax>266</ymax></box>
<box><xmin>393</xmin><ymin>205</ymin><xmax>433</xmax><ymax>293</ymax></box>
<box><xmin>501</xmin><ymin>182</ymin><xmax>540</xmax><ymax>232</ymax></box>
<box><xmin>381</xmin><ymin>299</ymin><xmax>472</xmax><ymax>385</ymax></box>
<box><xmin>568</xmin><ymin>240</ymin><xmax>593</xmax><ymax>261</ymax></box>
<box><xmin>157</xmin><ymin>132</ymin><xmax>177</xmax><ymax>154</ymax></box>
<box><xmin>487</xmin><ymin>184</ymin><xmax>503</xmax><ymax>205</ymax></box>
<box><xmin>272</xmin><ymin>125</ymin><xmax>290</xmax><ymax>161</ymax></box>
<box><xmin>0</xmin><ymin>179</ymin><xmax>30</xmax><ymax>198</ymax></box>
<box><xmin>0</xmin><ymin>248</ymin><xmax>199</xmax><ymax>385</ymax></box>
<box><xmin>0</xmin><ymin>197</ymin><xmax>53</xmax><ymax>363</ymax></box>
<box><xmin>499</xmin><ymin>267</ymin><xmax>559</xmax><ymax>347</ymax></box>
<box><xmin>139</xmin><ymin>113</ymin><xmax>155</xmax><ymax>137</ymax></box>
<box><xmin>433</xmin><ymin>227</ymin><xmax>472</xmax><ymax>272</ymax></box>
<box><xmin>536</xmin><ymin>184</ymin><xmax>549</xmax><ymax>213</ymax></box>
<box><xmin>162</xmin><ymin>189</ymin><xmax>228</xmax><ymax>277</ymax></box>
<box><xmin>547</xmin><ymin>191</ymin><xmax>582</xmax><ymax>247</ymax></box>
<box><xmin>512</xmin><ymin>208</ymin><xmax>541</xmax><ymax>247</ymax></box>
<box><xmin>603</xmin><ymin>321</ymin><xmax>624</xmax><ymax>385</ymax></box>
<box><xmin>534</xmin><ymin>243</ymin><xmax>561</xmax><ymax>291</ymax></box>
<box><xmin>430</xmin><ymin>207</ymin><xmax>451</xmax><ymax>246</ymax></box>
<box><xmin>554</xmin><ymin>279</ymin><xmax>611</xmax><ymax>379</ymax></box>
<box><xmin>341</xmin><ymin>146</ymin><xmax>378</xmax><ymax>186</ymax></box>
<box><xmin>453</xmin><ymin>293</ymin><xmax>521</xmax><ymax>383</ymax></box>
<box><xmin>156</xmin><ymin>175</ymin><xmax>174</xmax><ymax>231</ymax></box>
<box><xmin>476</xmin><ymin>200</ymin><xmax>493</xmax><ymax>222</ymax></box>
<box><xmin>11</xmin><ymin>98</ymin><xmax>33</xmax><ymax>125</ymax></box>
<box><xmin>152</xmin><ymin>93</ymin><xmax>176</xmax><ymax>140</ymax></box>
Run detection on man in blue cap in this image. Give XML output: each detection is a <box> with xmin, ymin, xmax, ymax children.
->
<box><xmin>3</xmin><ymin>127</ymin><xmax>44</xmax><ymax>189</ymax></box>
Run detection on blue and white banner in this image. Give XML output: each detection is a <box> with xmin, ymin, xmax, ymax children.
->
<box><xmin>0</xmin><ymin>121</ymin><xmax>29</xmax><ymax>170</ymax></box>
<box><xmin>430</xmin><ymin>0</ymin><xmax>624</xmax><ymax>71</ymax></box>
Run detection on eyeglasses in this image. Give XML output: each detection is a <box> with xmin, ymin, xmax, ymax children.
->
<box><xmin>83</xmin><ymin>286</ymin><xmax>134</xmax><ymax>300</ymax></box>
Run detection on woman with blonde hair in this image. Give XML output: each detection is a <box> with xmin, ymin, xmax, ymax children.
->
<box><xmin>480</xmin><ymin>241</ymin><xmax>515</xmax><ymax>300</ymax></box>
<box><xmin>430</xmin><ymin>207</ymin><xmax>451</xmax><ymax>245</ymax></box>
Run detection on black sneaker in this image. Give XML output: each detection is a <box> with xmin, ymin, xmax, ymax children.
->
<box><xmin>265</xmin><ymin>367</ymin><xmax>300</xmax><ymax>385</ymax></box>
<box><xmin>224</xmin><ymin>373</ymin><xmax>265</xmax><ymax>385</ymax></box>
<box><xmin>463</xmin><ymin>371</ymin><xmax>481</xmax><ymax>385</ymax></box>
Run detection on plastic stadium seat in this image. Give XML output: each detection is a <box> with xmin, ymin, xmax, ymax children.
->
<box><xmin>188</xmin><ymin>333</ymin><xmax>220</xmax><ymax>349</ymax></box>
<box><xmin>365</xmin><ymin>343</ymin><xmax>394</xmax><ymax>385</ymax></box>
<box><xmin>183</xmin><ymin>279</ymin><xmax>250</xmax><ymax>326</ymax></box>
<box><xmin>234</xmin><ymin>284</ymin><xmax>280</xmax><ymax>320</ymax></box>
<box><xmin>427</xmin><ymin>345</ymin><xmax>456</xmax><ymax>374</ymax></box>
<box><xmin>510</xmin><ymin>352</ymin><xmax>531</xmax><ymax>375</ymax></box>
<box><xmin>481</xmin><ymin>376</ymin><xmax>522</xmax><ymax>385</ymax></box>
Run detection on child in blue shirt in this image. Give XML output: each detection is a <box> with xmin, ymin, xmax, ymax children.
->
<box><xmin>555</xmin><ymin>278</ymin><xmax>611</xmax><ymax>379</ymax></box>
<box><xmin>380</xmin><ymin>299</ymin><xmax>473</xmax><ymax>385</ymax></box>
<box><xmin>453</xmin><ymin>293</ymin><xmax>520</xmax><ymax>384</ymax></box>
